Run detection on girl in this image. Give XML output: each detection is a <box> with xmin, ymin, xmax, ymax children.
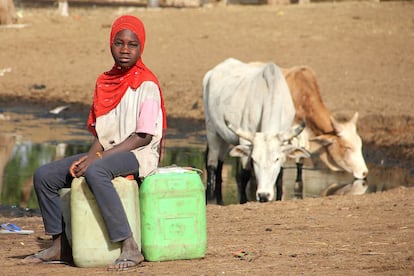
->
<box><xmin>23</xmin><ymin>15</ymin><xmax>167</xmax><ymax>271</ymax></box>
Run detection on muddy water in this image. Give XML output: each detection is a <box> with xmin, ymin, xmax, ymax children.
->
<box><xmin>0</xmin><ymin>107</ymin><xmax>413</xmax><ymax>213</ymax></box>
<box><xmin>1</xmin><ymin>140</ymin><xmax>413</xmax><ymax>213</ymax></box>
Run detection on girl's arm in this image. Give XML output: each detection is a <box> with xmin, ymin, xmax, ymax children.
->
<box><xmin>69</xmin><ymin>134</ymin><xmax>151</xmax><ymax>178</ymax></box>
<box><xmin>99</xmin><ymin>132</ymin><xmax>152</xmax><ymax>158</ymax></box>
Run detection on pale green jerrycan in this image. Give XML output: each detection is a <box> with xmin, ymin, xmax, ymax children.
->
<box><xmin>69</xmin><ymin>176</ymin><xmax>141</xmax><ymax>268</ymax></box>
<box><xmin>139</xmin><ymin>167</ymin><xmax>207</xmax><ymax>262</ymax></box>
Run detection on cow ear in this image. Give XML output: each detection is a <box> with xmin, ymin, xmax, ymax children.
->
<box><xmin>310</xmin><ymin>134</ymin><xmax>334</xmax><ymax>146</ymax></box>
<box><xmin>229</xmin><ymin>145</ymin><xmax>251</xmax><ymax>158</ymax></box>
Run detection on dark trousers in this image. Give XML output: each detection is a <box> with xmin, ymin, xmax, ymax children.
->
<box><xmin>33</xmin><ymin>152</ymin><xmax>139</xmax><ymax>243</ymax></box>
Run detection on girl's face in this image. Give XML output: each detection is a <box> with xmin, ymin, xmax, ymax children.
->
<box><xmin>111</xmin><ymin>29</ymin><xmax>141</xmax><ymax>69</ymax></box>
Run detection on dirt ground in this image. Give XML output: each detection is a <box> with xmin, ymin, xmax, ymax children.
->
<box><xmin>0</xmin><ymin>0</ymin><xmax>414</xmax><ymax>275</ymax></box>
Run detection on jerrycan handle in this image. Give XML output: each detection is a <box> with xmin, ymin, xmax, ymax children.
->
<box><xmin>182</xmin><ymin>167</ymin><xmax>203</xmax><ymax>176</ymax></box>
<box><xmin>156</xmin><ymin>165</ymin><xmax>203</xmax><ymax>175</ymax></box>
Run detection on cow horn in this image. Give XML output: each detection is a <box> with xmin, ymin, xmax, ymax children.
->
<box><xmin>280</xmin><ymin>120</ymin><xmax>306</xmax><ymax>141</ymax></box>
<box><xmin>226</xmin><ymin>121</ymin><xmax>254</xmax><ymax>142</ymax></box>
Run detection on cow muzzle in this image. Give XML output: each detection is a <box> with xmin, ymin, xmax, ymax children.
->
<box><xmin>354</xmin><ymin>169</ymin><xmax>369</xmax><ymax>180</ymax></box>
<box><xmin>258</xmin><ymin>192</ymin><xmax>271</xmax><ymax>203</ymax></box>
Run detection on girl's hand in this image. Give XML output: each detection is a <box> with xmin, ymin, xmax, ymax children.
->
<box><xmin>69</xmin><ymin>155</ymin><xmax>88</xmax><ymax>178</ymax></box>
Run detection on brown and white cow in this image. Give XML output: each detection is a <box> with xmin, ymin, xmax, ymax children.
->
<box><xmin>282</xmin><ymin>65</ymin><xmax>368</xmax><ymax>191</ymax></box>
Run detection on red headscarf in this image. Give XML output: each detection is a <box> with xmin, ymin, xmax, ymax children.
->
<box><xmin>87</xmin><ymin>15</ymin><xmax>167</xmax><ymax>138</ymax></box>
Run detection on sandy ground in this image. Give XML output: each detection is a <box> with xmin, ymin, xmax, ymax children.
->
<box><xmin>0</xmin><ymin>1</ymin><xmax>414</xmax><ymax>274</ymax></box>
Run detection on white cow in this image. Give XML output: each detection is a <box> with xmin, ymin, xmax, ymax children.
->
<box><xmin>203</xmin><ymin>58</ymin><xmax>309</xmax><ymax>204</ymax></box>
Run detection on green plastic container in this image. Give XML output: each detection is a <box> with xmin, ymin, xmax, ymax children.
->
<box><xmin>139</xmin><ymin>168</ymin><xmax>207</xmax><ymax>262</ymax></box>
<box><xmin>69</xmin><ymin>177</ymin><xmax>141</xmax><ymax>268</ymax></box>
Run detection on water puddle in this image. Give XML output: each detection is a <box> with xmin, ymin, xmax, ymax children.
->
<box><xmin>1</xmin><ymin>105</ymin><xmax>413</xmax><ymax>214</ymax></box>
<box><xmin>1</xmin><ymin>140</ymin><xmax>413</xmax><ymax>215</ymax></box>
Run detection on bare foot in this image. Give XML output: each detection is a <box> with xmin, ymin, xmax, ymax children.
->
<box><xmin>108</xmin><ymin>237</ymin><xmax>144</xmax><ymax>271</ymax></box>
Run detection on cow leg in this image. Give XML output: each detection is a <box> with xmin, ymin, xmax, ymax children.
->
<box><xmin>294</xmin><ymin>162</ymin><xmax>304</xmax><ymax>199</ymax></box>
<box><xmin>215</xmin><ymin>160</ymin><xmax>224</xmax><ymax>205</ymax></box>
<box><xmin>206</xmin><ymin>165</ymin><xmax>216</xmax><ymax>203</ymax></box>
<box><xmin>235</xmin><ymin>159</ymin><xmax>252</xmax><ymax>204</ymax></box>
<box><xmin>205</xmin><ymin>145</ymin><xmax>216</xmax><ymax>203</ymax></box>
<box><xmin>205</xmin><ymin>142</ymin><xmax>224</xmax><ymax>205</ymax></box>
<box><xmin>205</xmin><ymin>162</ymin><xmax>224</xmax><ymax>205</ymax></box>
<box><xmin>275</xmin><ymin>167</ymin><xmax>283</xmax><ymax>201</ymax></box>
<box><xmin>238</xmin><ymin>168</ymin><xmax>251</xmax><ymax>204</ymax></box>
